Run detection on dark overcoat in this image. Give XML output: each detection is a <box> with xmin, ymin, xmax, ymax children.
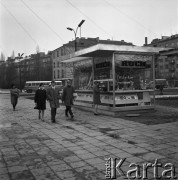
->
<box><xmin>10</xmin><ymin>88</ymin><xmax>20</xmax><ymax>106</ymax></box>
<box><xmin>34</xmin><ymin>89</ymin><xmax>47</xmax><ymax>110</ymax></box>
<box><xmin>62</xmin><ymin>86</ymin><xmax>75</xmax><ymax>106</ymax></box>
<box><xmin>93</xmin><ymin>84</ymin><xmax>101</xmax><ymax>105</ymax></box>
<box><xmin>46</xmin><ymin>87</ymin><xmax>60</xmax><ymax>108</ymax></box>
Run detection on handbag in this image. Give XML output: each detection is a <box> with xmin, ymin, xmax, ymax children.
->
<box><xmin>34</xmin><ymin>104</ymin><xmax>38</xmax><ymax>109</ymax></box>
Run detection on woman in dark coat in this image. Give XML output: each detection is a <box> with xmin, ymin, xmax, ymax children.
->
<box><xmin>34</xmin><ymin>83</ymin><xmax>47</xmax><ymax>121</ymax></box>
<box><xmin>93</xmin><ymin>81</ymin><xmax>101</xmax><ymax>115</ymax></box>
<box><xmin>10</xmin><ymin>84</ymin><xmax>20</xmax><ymax>111</ymax></box>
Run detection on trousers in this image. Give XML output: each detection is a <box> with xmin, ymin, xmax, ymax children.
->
<box><xmin>65</xmin><ymin>106</ymin><xmax>73</xmax><ymax>117</ymax></box>
<box><xmin>51</xmin><ymin>108</ymin><xmax>56</xmax><ymax>121</ymax></box>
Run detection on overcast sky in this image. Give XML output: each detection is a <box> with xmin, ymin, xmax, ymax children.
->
<box><xmin>0</xmin><ymin>0</ymin><xmax>178</xmax><ymax>58</ymax></box>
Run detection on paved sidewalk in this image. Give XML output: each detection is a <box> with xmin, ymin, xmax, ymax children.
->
<box><xmin>0</xmin><ymin>94</ymin><xmax>178</xmax><ymax>180</ymax></box>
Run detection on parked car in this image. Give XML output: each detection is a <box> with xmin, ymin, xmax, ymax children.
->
<box><xmin>147</xmin><ymin>79</ymin><xmax>168</xmax><ymax>89</ymax></box>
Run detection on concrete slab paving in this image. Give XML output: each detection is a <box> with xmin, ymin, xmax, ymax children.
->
<box><xmin>0</xmin><ymin>94</ymin><xmax>178</xmax><ymax>180</ymax></box>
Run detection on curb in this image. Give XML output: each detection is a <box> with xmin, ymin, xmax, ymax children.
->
<box><xmin>150</xmin><ymin>95</ymin><xmax>178</xmax><ymax>100</ymax></box>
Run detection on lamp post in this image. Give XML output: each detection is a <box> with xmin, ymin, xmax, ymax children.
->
<box><xmin>18</xmin><ymin>53</ymin><xmax>24</xmax><ymax>91</ymax></box>
<box><xmin>66</xmin><ymin>20</ymin><xmax>85</xmax><ymax>88</ymax></box>
<box><xmin>67</xmin><ymin>20</ymin><xmax>85</xmax><ymax>51</ymax></box>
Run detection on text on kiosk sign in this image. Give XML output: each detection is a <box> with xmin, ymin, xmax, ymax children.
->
<box><xmin>121</xmin><ymin>61</ymin><xmax>146</xmax><ymax>67</ymax></box>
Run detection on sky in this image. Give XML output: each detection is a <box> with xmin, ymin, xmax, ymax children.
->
<box><xmin>0</xmin><ymin>0</ymin><xmax>178</xmax><ymax>58</ymax></box>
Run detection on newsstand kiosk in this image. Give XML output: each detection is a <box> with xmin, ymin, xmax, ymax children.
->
<box><xmin>62</xmin><ymin>44</ymin><xmax>164</xmax><ymax>116</ymax></box>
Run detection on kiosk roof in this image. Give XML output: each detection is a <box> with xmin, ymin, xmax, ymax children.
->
<box><xmin>61</xmin><ymin>44</ymin><xmax>170</xmax><ymax>63</ymax></box>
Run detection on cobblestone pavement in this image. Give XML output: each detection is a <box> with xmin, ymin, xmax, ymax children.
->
<box><xmin>0</xmin><ymin>94</ymin><xmax>178</xmax><ymax>180</ymax></box>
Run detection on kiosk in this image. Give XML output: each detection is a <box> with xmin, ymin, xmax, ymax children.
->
<box><xmin>62</xmin><ymin>44</ymin><xmax>165</xmax><ymax>116</ymax></box>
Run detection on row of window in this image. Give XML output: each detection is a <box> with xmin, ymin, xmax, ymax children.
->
<box><xmin>21</xmin><ymin>59</ymin><xmax>51</xmax><ymax>66</ymax></box>
<box><xmin>159</xmin><ymin>60</ymin><xmax>178</xmax><ymax>64</ymax></box>
<box><xmin>159</xmin><ymin>64</ymin><xmax>178</xmax><ymax>69</ymax></box>
<box><xmin>158</xmin><ymin>41</ymin><xmax>178</xmax><ymax>47</ymax></box>
<box><xmin>53</xmin><ymin>70</ymin><xmax>64</xmax><ymax>79</ymax></box>
<box><xmin>53</xmin><ymin>48</ymin><xmax>65</xmax><ymax>58</ymax></box>
<box><xmin>42</xmin><ymin>59</ymin><xmax>50</xmax><ymax>63</ymax></box>
<box><xmin>158</xmin><ymin>71</ymin><xmax>178</xmax><ymax>77</ymax></box>
<box><xmin>21</xmin><ymin>61</ymin><xmax>35</xmax><ymax>65</ymax></box>
<box><xmin>53</xmin><ymin>62</ymin><xmax>64</xmax><ymax>68</ymax></box>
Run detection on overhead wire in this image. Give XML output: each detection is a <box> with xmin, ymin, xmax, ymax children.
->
<box><xmin>65</xmin><ymin>0</ymin><xmax>112</xmax><ymax>37</ymax></box>
<box><xmin>21</xmin><ymin>0</ymin><xmax>65</xmax><ymax>43</ymax></box>
<box><xmin>0</xmin><ymin>1</ymin><xmax>38</xmax><ymax>46</ymax></box>
<box><xmin>103</xmin><ymin>0</ymin><xmax>156</xmax><ymax>36</ymax></box>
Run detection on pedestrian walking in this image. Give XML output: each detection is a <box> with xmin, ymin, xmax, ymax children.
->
<box><xmin>10</xmin><ymin>84</ymin><xmax>20</xmax><ymax>111</ymax></box>
<box><xmin>159</xmin><ymin>83</ymin><xmax>164</xmax><ymax>95</ymax></box>
<box><xmin>34</xmin><ymin>83</ymin><xmax>47</xmax><ymax>121</ymax></box>
<box><xmin>62</xmin><ymin>79</ymin><xmax>75</xmax><ymax>120</ymax></box>
<box><xmin>46</xmin><ymin>81</ymin><xmax>60</xmax><ymax>123</ymax></box>
<box><xmin>93</xmin><ymin>81</ymin><xmax>101</xmax><ymax>115</ymax></box>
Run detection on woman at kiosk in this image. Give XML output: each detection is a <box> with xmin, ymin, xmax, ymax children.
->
<box><xmin>93</xmin><ymin>81</ymin><xmax>101</xmax><ymax>115</ymax></box>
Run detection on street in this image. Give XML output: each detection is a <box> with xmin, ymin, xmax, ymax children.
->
<box><xmin>0</xmin><ymin>94</ymin><xmax>178</xmax><ymax>180</ymax></box>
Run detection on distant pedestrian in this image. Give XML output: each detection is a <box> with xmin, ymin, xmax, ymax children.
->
<box><xmin>159</xmin><ymin>83</ymin><xmax>164</xmax><ymax>95</ymax></box>
<box><xmin>34</xmin><ymin>83</ymin><xmax>47</xmax><ymax>121</ymax></box>
<box><xmin>62</xmin><ymin>79</ymin><xmax>75</xmax><ymax>120</ymax></box>
<box><xmin>47</xmin><ymin>81</ymin><xmax>60</xmax><ymax>123</ymax></box>
<box><xmin>10</xmin><ymin>84</ymin><xmax>20</xmax><ymax>111</ymax></box>
<box><xmin>93</xmin><ymin>81</ymin><xmax>101</xmax><ymax>115</ymax></box>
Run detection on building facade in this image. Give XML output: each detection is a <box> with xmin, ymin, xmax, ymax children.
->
<box><xmin>0</xmin><ymin>52</ymin><xmax>52</xmax><ymax>89</ymax></box>
<box><xmin>0</xmin><ymin>57</ymin><xmax>19</xmax><ymax>88</ymax></box>
<box><xmin>146</xmin><ymin>34</ymin><xmax>178</xmax><ymax>87</ymax></box>
<box><xmin>17</xmin><ymin>52</ymin><xmax>52</xmax><ymax>88</ymax></box>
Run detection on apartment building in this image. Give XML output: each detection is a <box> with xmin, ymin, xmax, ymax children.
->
<box><xmin>17</xmin><ymin>52</ymin><xmax>52</xmax><ymax>88</ymax></box>
<box><xmin>146</xmin><ymin>34</ymin><xmax>178</xmax><ymax>87</ymax></box>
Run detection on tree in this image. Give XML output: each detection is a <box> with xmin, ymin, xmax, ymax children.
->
<box><xmin>11</xmin><ymin>50</ymin><xmax>15</xmax><ymax>59</ymax></box>
<box><xmin>6</xmin><ymin>59</ymin><xmax>18</xmax><ymax>88</ymax></box>
<box><xmin>0</xmin><ymin>52</ymin><xmax>5</xmax><ymax>61</ymax></box>
<box><xmin>0</xmin><ymin>62</ymin><xmax>6</xmax><ymax>88</ymax></box>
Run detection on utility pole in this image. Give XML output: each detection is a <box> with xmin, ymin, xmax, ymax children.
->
<box><xmin>18</xmin><ymin>53</ymin><xmax>24</xmax><ymax>91</ymax></box>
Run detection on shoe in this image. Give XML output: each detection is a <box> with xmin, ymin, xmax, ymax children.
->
<box><xmin>71</xmin><ymin>116</ymin><xmax>74</xmax><ymax>121</ymax></box>
<box><xmin>94</xmin><ymin>113</ymin><xmax>99</xmax><ymax>115</ymax></box>
<box><xmin>65</xmin><ymin>110</ymin><xmax>68</xmax><ymax>117</ymax></box>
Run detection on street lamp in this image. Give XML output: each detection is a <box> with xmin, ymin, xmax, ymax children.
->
<box><xmin>67</xmin><ymin>20</ymin><xmax>85</xmax><ymax>51</ymax></box>
<box><xmin>17</xmin><ymin>53</ymin><xmax>24</xmax><ymax>91</ymax></box>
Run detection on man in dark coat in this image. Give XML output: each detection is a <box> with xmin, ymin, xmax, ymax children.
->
<box><xmin>47</xmin><ymin>81</ymin><xmax>60</xmax><ymax>123</ymax></box>
<box><xmin>62</xmin><ymin>80</ymin><xmax>75</xmax><ymax>120</ymax></box>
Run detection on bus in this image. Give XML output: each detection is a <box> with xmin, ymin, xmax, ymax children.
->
<box><xmin>57</xmin><ymin>78</ymin><xmax>73</xmax><ymax>86</ymax></box>
<box><xmin>24</xmin><ymin>81</ymin><xmax>63</xmax><ymax>93</ymax></box>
